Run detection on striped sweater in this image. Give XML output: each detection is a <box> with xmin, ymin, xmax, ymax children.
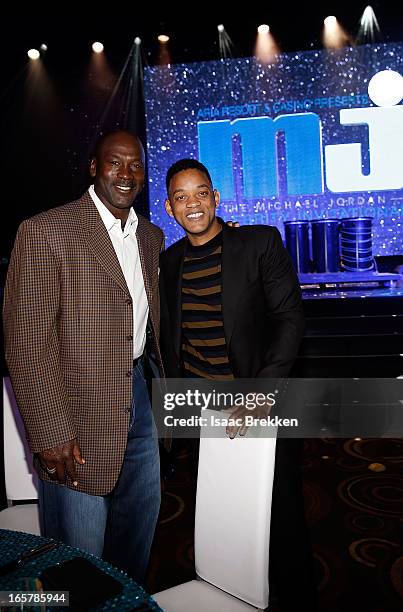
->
<box><xmin>181</xmin><ymin>231</ymin><xmax>233</xmax><ymax>380</ymax></box>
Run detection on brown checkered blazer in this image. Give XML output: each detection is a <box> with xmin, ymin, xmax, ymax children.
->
<box><xmin>3</xmin><ymin>191</ymin><xmax>164</xmax><ymax>496</ymax></box>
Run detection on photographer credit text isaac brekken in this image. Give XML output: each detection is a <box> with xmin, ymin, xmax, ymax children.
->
<box><xmin>163</xmin><ymin>413</ymin><xmax>299</xmax><ymax>429</ymax></box>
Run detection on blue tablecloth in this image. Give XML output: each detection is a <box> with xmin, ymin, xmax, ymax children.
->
<box><xmin>0</xmin><ymin>529</ymin><xmax>162</xmax><ymax>611</ymax></box>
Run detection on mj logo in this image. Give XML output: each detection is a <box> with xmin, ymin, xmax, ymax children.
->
<box><xmin>197</xmin><ymin>70</ymin><xmax>403</xmax><ymax>198</ymax></box>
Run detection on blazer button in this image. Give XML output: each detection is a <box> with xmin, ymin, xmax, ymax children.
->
<box><xmin>126</xmin><ymin>334</ymin><xmax>133</xmax><ymax>341</ymax></box>
<box><xmin>126</xmin><ymin>298</ymin><xmax>132</xmax><ymax>306</ymax></box>
<box><xmin>126</xmin><ymin>370</ymin><xmax>132</xmax><ymax>377</ymax></box>
<box><xmin>123</xmin><ymin>406</ymin><xmax>131</xmax><ymax>413</ymax></box>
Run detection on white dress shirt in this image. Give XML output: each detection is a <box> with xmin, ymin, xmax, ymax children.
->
<box><xmin>89</xmin><ymin>185</ymin><xmax>148</xmax><ymax>359</ymax></box>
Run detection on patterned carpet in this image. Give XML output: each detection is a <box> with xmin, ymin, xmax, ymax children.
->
<box><xmin>146</xmin><ymin>438</ymin><xmax>403</xmax><ymax>611</ymax></box>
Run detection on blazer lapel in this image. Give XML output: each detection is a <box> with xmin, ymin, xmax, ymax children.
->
<box><xmin>221</xmin><ymin>225</ymin><xmax>245</xmax><ymax>348</ymax></box>
<box><xmin>80</xmin><ymin>192</ymin><xmax>129</xmax><ymax>295</ymax></box>
<box><xmin>136</xmin><ymin>216</ymin><xmax>154</xmax><ymax>310</ymax></box>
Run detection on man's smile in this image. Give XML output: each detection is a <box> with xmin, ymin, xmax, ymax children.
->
<box><xmin>115</xmin><ymin>183</ymin><xmax>135</xmax><ymax>193</ymax></box>
<box><xmin>186</xmin><ymin>211</ymin><xmax>204</xmax><ymax>220</ymax></box>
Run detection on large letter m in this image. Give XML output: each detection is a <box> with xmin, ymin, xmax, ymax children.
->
<box><xmin>197</xmin><ymin>114</ymin><xmax>323</xmax><ymax>199</ymax></box>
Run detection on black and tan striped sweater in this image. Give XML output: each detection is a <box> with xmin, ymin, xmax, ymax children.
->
<box><xmin>181</xmin><ymin>231</ymin><xmax>234</xmax><ymax>380</ymax></box>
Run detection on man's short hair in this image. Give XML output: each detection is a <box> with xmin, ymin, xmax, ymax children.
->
<box><xmin>166</xmin><ymin>158</ymin><xmax>213</xmax><ymax>195</ymax></box>
<box><xmin>91</xmin><ymin>130</ymin><xmax>141</xmax><ymax>161</ymax></box>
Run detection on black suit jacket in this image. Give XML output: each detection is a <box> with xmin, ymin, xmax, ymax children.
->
<box><xmin>159</xmin><ymin>222</ymin><xmax>304</xmax><ymax>379</ymax></box>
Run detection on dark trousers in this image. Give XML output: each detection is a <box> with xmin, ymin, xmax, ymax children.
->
<box><xmin>269</xmin><ymin>438</ymin><xmax>318</xmax><ymax>612</ymax></box>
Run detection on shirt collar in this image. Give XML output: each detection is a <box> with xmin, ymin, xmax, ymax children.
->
<box><xmin>89</xmin><ymin>185</ymin><xmax>138</xmax><ymax>234</ymax></box>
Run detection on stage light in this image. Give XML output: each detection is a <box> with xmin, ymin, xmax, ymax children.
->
<box><xmin>157</xmin><ymin>34</ymin><xmax>171</xmax><ymax>65</ymax></box>
<box><xmin>324</xmin><ymin>16</ymin><xmax>337</xmax><ymax>28</ymax></box>
<box><xmin>40</xmin><ymin>43</ymin><xmax>48</xmax><ymax>52</ymax></box>
<box><xmin>217</xmin><ymin>24</ymin><xmax>234</xmax><ymax>59</ymax></box>
<box><xmin>27</xmin><ymin>49</ymin><xmax>40</xmax><ymax>60</ymax></box>
<box><xmin>255</xmin><ymin>23</ymin><xmax>279</xmax><ymax>64</ymax></box>
<box><xmin>93</xmin><ymin>37</ymin><xmax>144</xmax><ymax>138</ymax></box>
<box><xmin>361</xmin><ymin>5</ymin><xmax>376</xmax><ymax>22</ymax></box>
<box><xmin>92</xmin><ymin>42</ymin><xmax>104</xmax><ymax>54</ymax></box>
<box><xmin>87</xmin><ymin>36</ymin><xmax>116</xmax><ymax>98</ymax></box>
<box><xmin>357</xmin><ymin>5</ymin><xmax>380</xmax><ymax>43</ymax></box>
<box><xmin>257</xmin><ymin>24</ymin><xmax>270</xmax><ymax>34</ymax></box>
<box><xmin>368</xmin><ymin>70</ymin><xmax>403</xmax><ymax>107</ymax></box>
<box><xmin>322</xmin><ymin>15</ymin><xmax>350</xmax><ymax>49</ymax></box>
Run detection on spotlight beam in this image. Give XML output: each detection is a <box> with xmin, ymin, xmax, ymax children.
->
<box><xmin>322</xmin><ymin>16</ymin><xmax>351</xmax><ymax>49</ymax></box>
<box><xmin>255</xmin><ymin>25</ymin><xmax>280</xmax><ymax>64</ymax></box>
<box><xmin>96</xmin><ymin>38</ymin><xmax>138</xmax><ymax>129</ymax></box>
<box><xmin>356</xmin><ymin>5</ymin><xmax>381</xmax><ymax>43</ymax></box>
<box><xmin>218</xmin><ymin>25</ymin><xmax>234</xmax><ymax>59</ymax></box>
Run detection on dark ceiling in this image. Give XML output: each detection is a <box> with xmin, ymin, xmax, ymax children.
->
<box><xmin>0</xmin><ymin>3</ymin><xmax>401</xmax><ymax>73</ymax></box>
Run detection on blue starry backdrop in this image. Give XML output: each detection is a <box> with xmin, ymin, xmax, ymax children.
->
<box><xmin>144</xmin><ymin>43</ymin><xmax>403</xmax><ymax>254</ymax></box>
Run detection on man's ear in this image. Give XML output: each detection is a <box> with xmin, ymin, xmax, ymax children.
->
<box><xmin>89</xmin><ymin>158</ymin><xmax>97</xmax><ymax>178</ymax></box>
<box><xmin>165</xmin><ymin>199</ymin><xmax>174</xmax><ymax>217</ymax></box>
<box><xmin>214</xmin><ymin>189</ymin><xmax>220</xmax><ymax>208</ymax></box>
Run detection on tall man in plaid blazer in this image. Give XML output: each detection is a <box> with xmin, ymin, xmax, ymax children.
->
<box><xmin>3</xmin><ymin>131</ymin><xmax>163</xmax><ymax>583</ymax></box>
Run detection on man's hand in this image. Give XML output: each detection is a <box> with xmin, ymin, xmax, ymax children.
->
<box><xmin>222</xmin><ymin>397</ymin><xmax>273</xmax><ymax>439</ymax></box>
<box><xmin>226</xmin><ymin>220</ymin><xmax>240</xmax><ymax>227</ymax></box>
<box><xmin>38</xmin><ymin>439</ymin><xmax>85</xmax><ymax>486</ymax></box>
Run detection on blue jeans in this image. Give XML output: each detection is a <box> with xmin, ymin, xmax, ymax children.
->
<box><xmin>38</xmin><ymin>358</ymin><xmax>161</xmax><ymax>584</ymax></box>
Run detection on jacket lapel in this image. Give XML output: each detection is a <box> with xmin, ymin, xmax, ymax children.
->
<box><xmin>171</xmin><ymin>241</ymin><xmax>186</xmax><ymax>359</ymax></box>
<box><xmin>136</xmin><ymin>216</ymin><xmax>154</xmax><ymax>310</ymax></box>
<box><xmin>79</xmin><ymin>192</ymin><xmax>129</xmax><ymax>295</ymax></box>
<box><xmin>163</xmin><ymin>239</ymin><xmax>186</xmax><ymax>359</ymax></box>
<box><xmin>221</xmin><ymin>225</ymin><xmax>245</xmax><ymax>348</ymax></box>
